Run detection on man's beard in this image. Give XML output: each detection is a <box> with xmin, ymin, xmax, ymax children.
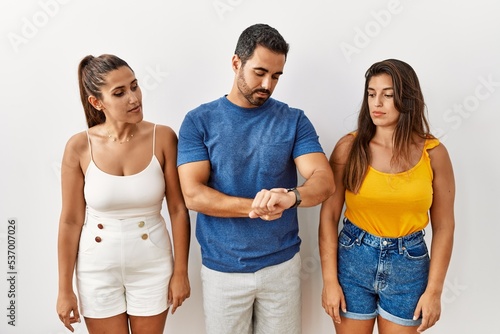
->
<box><xmin>237</xmin><ymin>72</ymin><xmax>271</xmax><ymax>107</ymax></box>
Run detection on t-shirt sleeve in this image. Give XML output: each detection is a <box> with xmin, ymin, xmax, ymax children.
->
<box><xmin>292</xmin><ymin>110</ymin><xmax>325</xmax><ymax>159</ymax></box>
<box><xmin>177</xmin><ymin>112</ymin><xmax>209</xmax><ymax>167</ymax></box>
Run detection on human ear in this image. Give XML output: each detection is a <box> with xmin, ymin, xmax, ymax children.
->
<box><xmin>88</xmin><ymin>96</ymin><xmax>103</xmax><ymax>111</ymax></box>
<box><xmin>231</xmin><ymin>54</ymin><xmax>241</xmax><ymax>72</ymax></box>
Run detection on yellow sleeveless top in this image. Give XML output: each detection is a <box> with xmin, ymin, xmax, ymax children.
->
<box><xmin>344</xmin><ymin>138</ymin><xmax>439</xmax><ymax>237</ymax></box>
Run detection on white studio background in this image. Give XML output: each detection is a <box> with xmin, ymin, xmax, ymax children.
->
<box><xmin>0</xmin><ymin>0</ymin><xmax>498</xmax><ymax>333</ymax></box>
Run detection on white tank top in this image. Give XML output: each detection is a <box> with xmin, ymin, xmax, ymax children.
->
<box><xmin>84</xmin><ymin>124</ymin><xmax>165</xmax><ymax>219</ymax></box>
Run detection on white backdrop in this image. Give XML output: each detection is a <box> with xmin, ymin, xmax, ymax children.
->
<box><xmin>1</xmin><ymin>0</ymin><xmax>499</xmax><ymax>333</ymax></box>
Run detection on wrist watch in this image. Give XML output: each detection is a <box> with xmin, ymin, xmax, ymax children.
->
<box><xmin>286</xmin><ymin>187</ymin><xmax>302</xmax><ymax>209</ymax></box>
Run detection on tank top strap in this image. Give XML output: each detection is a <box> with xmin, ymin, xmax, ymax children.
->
<box><xmin>152</xmin><ymin>124</ymin><xmax>157</xmax><ymax>155</ymax></box>
<box><xmin>85</xmin><ymin>129</ymin><xmax>93</xmax><ymax>161</ymax></box>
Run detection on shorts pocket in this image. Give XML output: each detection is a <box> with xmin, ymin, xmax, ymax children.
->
<box><xmin>403</xmin><ymin>241</ymin><xmax>429</xmax><ymax>260</ymax></box>
<box><xmin>146</xmin><ymin>223</ymin><xmax>172</xmax><ymax>251</ymax></box>
<box><xmin>338</xmin><ymin>230</ymin><xmax>356</xmax><ymax>249</ymax></box>
<box><xmin>78</xmin><ymin>225</ymin><xmax>99</xmax><ymax>254</ymax></box>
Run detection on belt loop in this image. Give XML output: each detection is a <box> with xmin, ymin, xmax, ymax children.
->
<box><xmin>422</xmin><ymin>229</ymin><xmax>426</xmax><ymax>237</ymax></box>
<box><xmin>398</xmin><ymin>237</ymin><xmax>404</xmax><ymax>254</ymax></box>
<box><xmin>356</xmin><ymin>231</ymin><xmax>365</xmax><ymax>246</ymax></box>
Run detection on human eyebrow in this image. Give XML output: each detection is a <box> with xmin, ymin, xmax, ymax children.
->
<box><xmin>253</xmin><ymin>67</ymin><xmax>269</xmax><ymax>73</ymax></box>
<box><xmin>367</xmin><ymin>87</ymin><xmax>394</xmax><ymax>91</ymax></box>
<box><xmin>366</xmin><ymin>87</ymin><xmax>394</xmax><ymax>93</ymax></box>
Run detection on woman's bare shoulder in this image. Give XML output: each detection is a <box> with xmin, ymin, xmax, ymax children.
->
<box><xmin>61</xmin><ymin>130</ymin><xmax>89</xmax><ymax>168</ymax></box>
<box><xmin>65</xmin><ymin>130</ymin><xmax>89</xmax><ymax>152</ymax></box>
<box><xmin>329</xmin><ymin>133</ymin><xmax>355</xmax><ymax>164</ymax></box>
<box><xmin>334</xmin><ymin>133</ymin><xmax>355</xmax><ymax>153</ymax></box>
<box><xmin>152</xmin><ymin>122</ymin><xmax>177</xmax><ymax>142</ymax></box>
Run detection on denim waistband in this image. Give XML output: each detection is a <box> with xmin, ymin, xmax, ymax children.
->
<box><xmin>342</xmin><ymin>217</ymin><xmax>425</xmax><ymax>253</ymax></box>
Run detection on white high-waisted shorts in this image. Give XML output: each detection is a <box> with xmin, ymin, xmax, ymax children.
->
<box><xmin>76</xmin><ymin>214</ymin><xmax>173</xmax><ymax>318</ymax></box>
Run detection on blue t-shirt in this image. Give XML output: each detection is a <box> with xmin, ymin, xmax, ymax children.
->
<box><xmin>177</xmin><ymin>96</ymin><xmax>324</xmax><ymax>273</ymax></box>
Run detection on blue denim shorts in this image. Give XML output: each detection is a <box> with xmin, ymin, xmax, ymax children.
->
<box><xmin>337</xmin><ymin>218</ymin><xmax>430</xmax><ymax>326</ymax></box>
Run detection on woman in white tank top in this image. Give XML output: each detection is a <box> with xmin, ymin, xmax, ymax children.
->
<box><xmin>56</xmin><ymin>54</ymin><xmax>191</xmax><ymax>334</ymax></box>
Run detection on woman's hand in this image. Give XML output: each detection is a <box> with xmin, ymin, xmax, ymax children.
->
<box><xmin>414</xmin><ymin>289</ymin><xmax>442</xmax><ymax>332</ymax></box>
<box><xmin>57</xmin><ymin>291</ymin><xmax>81</xmax><ymax>332</ymax></box>
<box><xmin>322</xmin><ymin>281</ymin><xmax>347</xmax><ymax>324</ymax></box>
<box><xmin>168</xmin><ymin>272</ymin><xmax>191</xmax><ymax>314</ymax></box>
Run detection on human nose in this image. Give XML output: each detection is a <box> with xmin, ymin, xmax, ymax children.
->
<box><xmin>261</xmin><ymin>75</ymin><xmax>271</xmax><ymax>90</ymax></box>
<box><xmin>374</xmin><ymin>95</ymin><xmax>382</xmax><ymax>107</ymax></box>
<box><xmin>128</xmin><ymin>89</ymin><xmax>140</xmax><ymax>104</ymax></box>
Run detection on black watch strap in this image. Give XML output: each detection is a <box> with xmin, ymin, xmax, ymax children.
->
<box><xmin>287</xmin><ymin>187</ymin><xmax>302</xmax><ymax>209</ymax></box>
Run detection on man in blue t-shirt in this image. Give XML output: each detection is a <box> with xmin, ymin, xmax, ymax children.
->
<box><xmin>177</xmin><ymin>23</ymin><xmax>334</xmax><ymax>334</ymax></box>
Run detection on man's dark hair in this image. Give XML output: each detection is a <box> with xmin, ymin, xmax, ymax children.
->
<box><xmin>234</xmin><ymin>23</ymin><xmax>289</xmax><ymax>67</ymax></box>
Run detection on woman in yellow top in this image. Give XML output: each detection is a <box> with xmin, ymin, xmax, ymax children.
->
<box><xmin>319</xmin><ymin>59</ymin><xmax>455</xmax><ymax>333</ymax></box>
